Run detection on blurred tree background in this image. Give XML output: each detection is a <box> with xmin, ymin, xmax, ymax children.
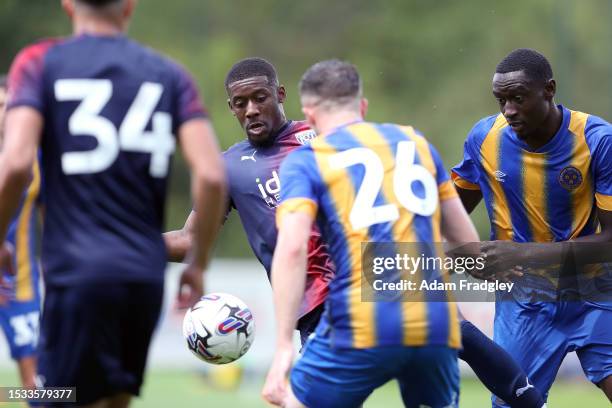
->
<box><xmin>1</xmin><ymin>0</ymin><xmax>610</xmax><ymax>257</ymax></box>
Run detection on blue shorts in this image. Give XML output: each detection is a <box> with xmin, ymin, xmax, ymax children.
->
<box><xmin>37</xmin><ymin>282</ymin><xmax>163</xmax><ymax>406</ymax></box>
<box><xmin>0</xmin><ymin>299</ymin><xmax>40</xmax><ymax>360</ymax></box>
<box><xmin>493</xmin><ymin>299</ymin><xmax>612</xmax><ymax>407</ymax></box>
<box><xmin>290</xmin><ymin>334</ymin><xmax>459</xmax><ymax>408</ymax></box>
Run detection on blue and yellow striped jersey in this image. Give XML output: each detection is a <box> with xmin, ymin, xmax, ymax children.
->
<box><xmin>452</xmin><ymin>106</ymin><xmax>612</xmax><ymax>242</ymax></box>
<box><xmin>277</xmin><ymin>121</ymin><xmax>460</xmax><ymax>349</ymax></box>
<box><xmin>4</xmin><ymin>159</ymin><xmax>42</xmax><ymax>303</ymax></box>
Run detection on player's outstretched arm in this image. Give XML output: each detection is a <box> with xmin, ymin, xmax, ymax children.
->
<box><xmin>262</xmin><ymin>211</ymin><xmax>311</xmax><ymax>407</ymax></box>
<box><xmin>164</xmin><ymin>210</ymin><xmax>196</xmax><ymax>262</ymax></box>
<box><xmin>176</xmin><ymin>119</ymin><xmax>226</xmax><ymax>308</ymax></box>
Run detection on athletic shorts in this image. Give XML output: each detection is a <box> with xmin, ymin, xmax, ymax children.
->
<box><xmin>296</xmin><ymin>303</ymin><xmax>325</xmax><ymax>346</ymax></box>
<box><xmin>0</xmin><ymin>299</ymin><xmax>40</xmax><ymax>360</ymax></box>
<box><xmin>37</xmin><ymin>281</ymin><xmax>163</xmax><ymax>406</ymax></box>
<box><xmin>492</xmin><ymin>298</ymin><xmax>612</xmax><ymax>407</ymax></box>
<box><xmin>291</xmin><ymin>333</ymin><xmax>459</xmax><ymax>408</ymax></box>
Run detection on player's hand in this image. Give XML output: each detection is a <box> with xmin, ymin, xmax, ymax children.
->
<box><xmin>0</xmin><ymin>242</ymin><xmax>15</xmax><ymax>306</ymax></box>
<box><xmin>262</xmin><ymin>345</ymin><xmax>294</xmax><ymax>407</ymax></box>
<box><xmin>479</xmin><ymin>241</ymin><xmax>525</xmax><ymax>282</ymax></box>
<box><xmin>176</xmin><ymin>263</ymin><xmax>204</xmax><ymax>309</ymax></box>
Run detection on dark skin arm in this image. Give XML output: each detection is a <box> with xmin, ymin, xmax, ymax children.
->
<box><xmin>456</xmin><ymin>184</ymin><xmax>612</xmax><ymax>270</ymax></box>
<box><xmin>164</xmin><ymin>210</ymin><xmax>197</xmax><ymax>262</ymax></box>
<box><xmin>455</xmin><ymin>185</ymin><xmax>483</xmax><ymax>215</ymax></box>
<box><xmin>482</xmin><ymin>209</ymin><xmax>612</xmax><ymax>270</ymax></box>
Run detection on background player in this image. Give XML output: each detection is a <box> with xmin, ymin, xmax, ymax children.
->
<box><xmin>0</xmin><ymin>74</ymin><xmax>40</xmax><ymax>390</ymax></box>
<box><xmin>0</xmin><ymin>0</ymin><xmax>226</xmax><ymax>406</ymax></box>
<box><xmin>452</xmin><ymin>48</ymin><xmax>612</xmax><ymax>406</ymax></box>
<box><xmin>262</xmin><ymin>59</ymin><xmax>479</xmax><ymax>408</ymax></box>
<box><xmin>165</xmin><ymin>58</ymin><xmax>333</xmax><ymax>344</ymax></box>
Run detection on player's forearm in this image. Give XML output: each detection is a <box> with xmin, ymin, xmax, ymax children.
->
<box><xmin>0</xmin><ymin>158</ymin><xmax>31</xmax><ymax>242</ymax></box>
<box><xmin>522</xmin><ymin>236</ymin><xmax>612</xmax><ymax>266</ymax></box>
<box><xmin>271</xmin><ymin>237</ymin><xmax>307</xmax><ymax>348</ymax></box>
<box><xmin>190</xmin><ymin>171</ymin><xmax>226</xmax><ymax>269</ymax></box>
<box><xmin>163</xmin><ymin>230</ymin><xmax>191</xmax><ymax>262</ymax></box>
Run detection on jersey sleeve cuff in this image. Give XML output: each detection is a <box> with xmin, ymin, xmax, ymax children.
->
<box><xmin>595</xmin><ymin>193</ymin><xmax>612</xmax><ymax>211</ymax></box>
<box><xmin>276</xmin><ymin>198</ymin><xmax>318</xmax><ymax>228</ymax></box>
<box><xmin>438</xmin><ymin>180</ymin><xmax>458</xmax><ymax>201</ymax></box>
<box><xmin>451</xmin><ymin>172</ymin><xmax>480</xmax><ymax>191</ymax></box>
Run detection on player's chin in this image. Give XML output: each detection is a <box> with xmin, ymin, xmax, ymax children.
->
<box><xmin>247</xmin><ymin>132</ymin><xmax>273</xmax><ymax>147</ymax></box>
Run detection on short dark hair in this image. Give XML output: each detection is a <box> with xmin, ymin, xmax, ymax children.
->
<box><xmin>496</xmin><ymin>48</ymin><xmax>553</xmax><ymax>83</ymax></box>
<box><xmin>224</xmin><ymin>58</ymin><xmax>278</xmax><ymax>90</ymax></box>
<box><xmin>299</xmin><ymin>59</ymin><xmax>361</xmax><ymax>107</ymax></box>
<box><xmin>0</xmin><ymin>74</ymin><xmax>6</xmax><ymax>89</ymax></box>
<box><xmin>76</xmin><ymin>0</ymin><xmax>123</xmax><ymax>7</ymax></box>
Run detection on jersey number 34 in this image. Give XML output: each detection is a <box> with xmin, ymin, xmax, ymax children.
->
<box><xmin>55</xmin><ymin>79</ymin><xmax>175</xmax><ymax>178</ymax></box>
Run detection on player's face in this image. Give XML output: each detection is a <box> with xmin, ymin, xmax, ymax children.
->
<box><xmin>492</xmin><ymin>71</ymin><xmax>555</xmax><ymax>140</ymax></box>
<box><xmin>228</xmin><ymin>76</ymin><xmax>286</xmax><ymax>146</ymax></box>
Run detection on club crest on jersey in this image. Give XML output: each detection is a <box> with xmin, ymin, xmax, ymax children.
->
<box><xmin>295</xmin><ymin>129</ymin><xmax>317</xmax><ymax>145</ymax></box>
<box><xmin>559</xmin><ymin>166</ymin><xmax>582</xmax><ymax>190</ymax></box>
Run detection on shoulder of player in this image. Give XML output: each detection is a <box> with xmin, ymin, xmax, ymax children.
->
<box><xmin>565</xmin><ymin>108</ymin><xmax>611</xmax><ymax>148</ymax></box>
<box><xmin>11</xmin><ymin>38</ymin><xmax>65</xmax><ymax>70</ymax></box>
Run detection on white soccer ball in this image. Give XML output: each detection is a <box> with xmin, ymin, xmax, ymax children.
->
<box><xmin>182</xmin><ymin>293</ymin><xmax>255</xmax><ymax>364</ymax></box>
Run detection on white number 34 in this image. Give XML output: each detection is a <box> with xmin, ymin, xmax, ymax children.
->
<box><xmin>329</xmin><ymin>141</ymin><xmax>438</xmax><ymax>230</ymax></box>
<box><xmin>55</xmin><ymin>79</ymin><xmax>175</xmax><ymax>177</ymax></box>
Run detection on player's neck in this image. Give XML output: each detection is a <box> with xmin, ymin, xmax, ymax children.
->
<box><xmin>523</xmin><ymin>104</ymin><xmax>562</xmax><ymax>150</ymax></box>
<box><xmin>72</xmin><ymin>16</ymin><xmax>126</xmax><ymax>37</ymax></box>
<box><xmin>314</xmin><ymin>111</ymin><xmax>363</xmax><ymax>135</ymax></box>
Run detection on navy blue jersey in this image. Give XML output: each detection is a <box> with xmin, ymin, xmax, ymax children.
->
<box><xmin>7</xmin><ymin>34</ymin><xmax>207</xmax><ymax>285</ymax></box>
<box><xmin>224</xmin><ymin>121</ymin><xmax>333</xmax><ymax>317</ymax></box>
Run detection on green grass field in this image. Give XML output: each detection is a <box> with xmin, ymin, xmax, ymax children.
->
<box><xmin>0</xmin><ymin>369</ymin><xmax>609</xmax><ymax>407</ymax></box>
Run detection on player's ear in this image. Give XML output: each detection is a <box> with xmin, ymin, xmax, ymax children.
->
<box><xmin>61</xmin><ymin>0</ymin><xmax>75</xmax><ymax>19</ymax></box>
<box><xmin>302</xmin><ymin>106</ymin><xmax>316</xmax><ymax>131</ymax></box>
<box><xmin>544</xmin><ymin>79</ymin><xmax>556</xmax><ymax>100</ymax></box>
<box><xmin>125</xmin><ymin>0</ymin><xmax>137</xmax><ymax>18</ymax></box>
<box><xmin>360</xmin><ymin>98</ymin><xmax>368</xmax><ymax>118</ymax></box>
<box><xmin>277</xmin><ymin>85</ymin><xmax>286</xmax><ymax>104</ymax></box>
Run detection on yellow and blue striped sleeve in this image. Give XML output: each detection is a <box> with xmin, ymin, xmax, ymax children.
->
<box><xmin>276</xmin><ymin>147</ymin><xmax>320</xmax><ymax>227</ymax></box>
<box><xmin>429</xmin><ymin>142</ymin><xmax>460</xmax><ymax>200</ymax></box>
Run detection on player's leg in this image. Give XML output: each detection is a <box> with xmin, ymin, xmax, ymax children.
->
<box><xmin>571</xmin><ymin>301</ymin><xmax>612</xmax><ymax>403</ymax></box>
<box><xmin>38</xmin><ymin>281</ymin><xmax>163</xmax><ymax>406</ymax></box>
<box><xmin>598</xmin><ymin>375</ymin><xmax>612</xmax><ymax>402</ymax></box>
<box><xmin>396</xmin><ymin>345</ymin><xmax>459</xmax><ymax>408</ymax></box>
<box><xmin>17</xmin><ymin>355</ymin><xmax>37</xmax><ymax>388</ymax></box>
<box><xmin>491</xmin><ymin>300</ymin><xmax>566</xmax><ymax>407</ymax></box>
<box><xmin>107</xmin><ymin>392</ymin><xmax>132</xmax><ymax>408</ymax></box>
<box><xmin>289</xmin><ymin>334</ymin><xmax>392</xmax><ymax>408</ymax></box>
<box><xmin>284</xmin><ymin>384</ymin><xmax>306</xmax><ymax>408</ymax></box>
<box><xmin>459</xmin><ymin>319</ymin><xmax>545</xmax><ymax>408</ymax></box>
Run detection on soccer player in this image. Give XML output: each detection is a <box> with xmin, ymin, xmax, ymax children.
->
<box><xmin>262</xmin><ymin>59</ymin><xmax>479</xmax><ymax>408</ymax></box>
<box><xmin>0</xmin><ymin>74</ymin><xmax>40</xmax><ymax>390</ymax></box>
<box><xmin>0</xmin><ymin>0</ymin><xmax>226</xmax><ymax>406</ymax></box>
<box><xmin>452</xmin><ymin>48</ymin><xmax>612</xmax><ymax>406</ymax></box>
<box><xmin>164</xmin><ymin>58</ymin><xmax>334</xmax><ymax>344</ymax></box>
